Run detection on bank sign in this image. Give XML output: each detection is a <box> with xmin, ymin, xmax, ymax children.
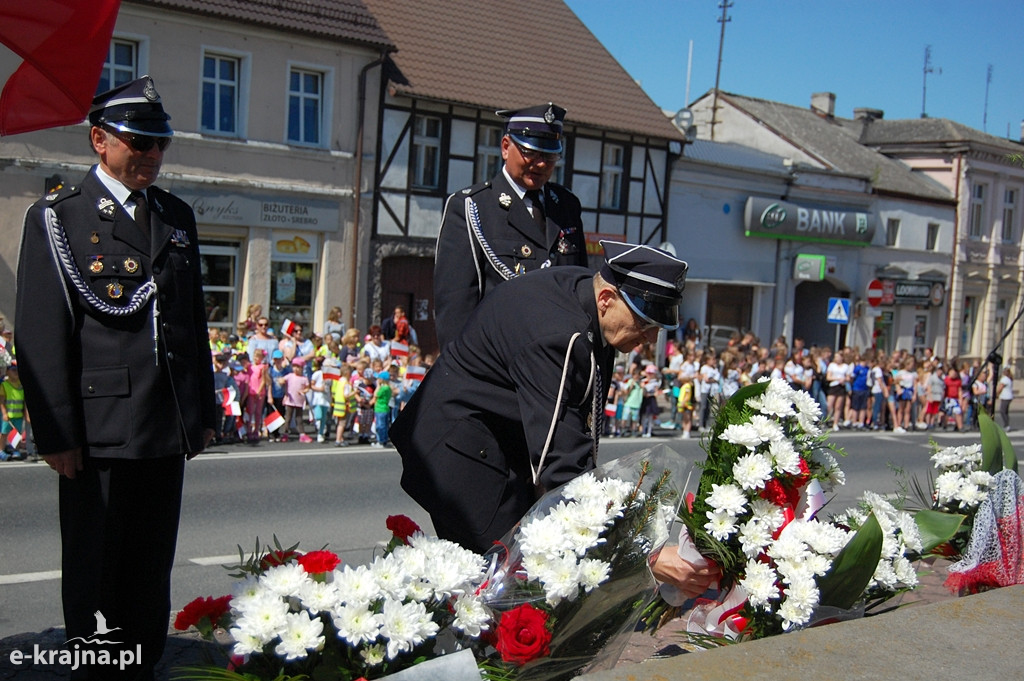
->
<box><xmin>744</xmin><ymin>197</ymin><xmax>874</xmax><ymax>246</ymax></box>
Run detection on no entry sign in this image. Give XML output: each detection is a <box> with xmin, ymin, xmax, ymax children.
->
<box><xmin>866</xmin><ymin>279</ymin><xmax>883</xmax><ymax>307</ymax></box>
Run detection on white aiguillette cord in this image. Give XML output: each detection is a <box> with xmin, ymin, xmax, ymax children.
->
<box><xmin>533</xmin><ymin>332</ymin><xmax>596</xmax><ymax>485</ymax></box>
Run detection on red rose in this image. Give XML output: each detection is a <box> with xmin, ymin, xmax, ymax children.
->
<box><xmin>495</xmin><ymin>603</ymin><xmax>551</xmax><ymax>665</ymax></box>
<box><xmin>174</xmin><ymin>595</ymin><xmax>232</xmax><ymax>631</ymax></box>
<box><xmin>386</xmin><ymin>515</ymin><xmax>421</xmax><ymax>544</ymax></box>
<box><xmin>297</xmin><ymin>550</ymin><xmax>341</xmax><ymax>574</ymax></box>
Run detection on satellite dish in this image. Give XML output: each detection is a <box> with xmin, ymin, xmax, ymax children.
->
<box><xmin>673</xmin><ymin>108</ymin><xmax>694</xmax><ymax>130</ymax></box>
<box><xmin>658</xmin><ymin>241</ymin><xmax>677</xmax><ymax>256</ymax></box>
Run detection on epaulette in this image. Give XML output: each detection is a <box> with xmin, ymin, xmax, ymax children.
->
<box><xmin>41</xmin><ymin>184</ymin><xmax>81</xmax><ymax>205</ymax></box>
<box><xmin>458</xmin><ymin>180</ymin><xmax>491</xmax><ymax>197</ymax></box>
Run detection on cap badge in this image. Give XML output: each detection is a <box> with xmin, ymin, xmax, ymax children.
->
<box><xmin>123</xmin><ymin>257</ymin><xmax>140</xmax><ymax>274</ymax></box>
<box><xmin>143</xmin><ymin>78</ymin><xmax>159</xmax><ymax>102</ymax></box>
<box><xmin>88</xmin><ymin>256</ymin><xmax>104</xmax><ymax>274</ymax></box>
<box><xmin>106</xmin><ymin>282</ymin><xmax>124</xmax><ymax>299</ymax></box>
<box><xmin>498</xmin><ymin>193</ymin><xmax>512</xmax><ymax>209</ymax></box>
<box><xmin>97</xmin><ymin>197</ymin><xmax>116</xmax><ymax>217</ymax></box>
<box><xmin>544</xmin><ymin>105</ymin><xmax>556</xmax><ymax>124</ymax></box>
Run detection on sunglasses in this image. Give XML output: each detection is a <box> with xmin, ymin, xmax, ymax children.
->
<box><xmin>513</xmin><ymin>140</ymin><xmax>560</xmax><ymax>164</ymax></box>
<box><xmin>105</xmin><ymin>126</ymin><xmax>172</xmax><ymax>153</ymax></box>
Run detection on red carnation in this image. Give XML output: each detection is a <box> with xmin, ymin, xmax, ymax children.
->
<box><xmin>386</xmin><ymin>515</ymin><xmax>422</xmax><ymax>544</ymax></box>
<box><xmin>297</xmin><ymin>550</ymin><xmax>341</xmax><ymax>574</ymax></box>
<box><xmin>494</xmin><ymin>603</ymin><xmax>552</xmax><ymax>665</ymax></box>
<box><xmin>260</xmin><ymin>549</ymin><xmax>300</xmax><ymax>570</ymax></box>
<box><xmin>174</xmin><ymin>595</ymin><xmax>232</xmax><ymax>632</ymax></box>
<box><xmin>759</xmin><ymin>479</ymin><xmax>789</xmax><ymax>507</ymax></box>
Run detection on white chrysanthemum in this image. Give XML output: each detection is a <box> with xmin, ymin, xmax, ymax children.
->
<box><xmin>969</xmin><ymin>470</ymin><xmax>995</xmax><ymax>488</ymax></box>
<box><xmin>795</xmin><ymin>411</ymin><xmax>823</xmax><ymax>437</ymax></box>
<box><xmin>768</xmin><ymin>438</ymin><xmax>802</xmax><ymax>475</ymax></box>
<box><xmin>332</xmin><ymin>603</ymin><xmax>383</xmax><ymax>645</ymax></box>
<box><xmin>870</xmin><ymin>559</ymin><xmax>899</xmax><ymax>590</ymax></box>
<box><xmin>721</xmin><ymin>422</ymin><xmax>764</xmax><ymax>450</ymax></box>
<box><xmin>370</xmin><ymin>554</ymin><xmax>410</xmax><ymax>601</ymax></box>
<box><xmin>957</xmin><ymin>482</ymin><xmax>987</xmax><ymax>508</ymax></box>
<box><xmin>260</xmin><ymin>563</ymin><xmax>311</xmax><ymax>598</ymax></box>
<box><xmin>334</xmin><ymin>564</ymin><xmax>381</xmax><ymax>607</ymax></box>
<box><xmin>562</xmin><ymin>472</ymin><xmax>603</xmax><ymax>501</ymax></box>
<box><xmin>768</xmin><ymin>525</ymin><xmax>810</xmax><ymax>563</ymax></box>
<box><xmin>533</xmin><ymin>554</ymin><xmax>582</xmax><ymax>605</ymax></box>
<box><xmin>749</xmin><ymin>414</ymin><xmax>785</xmax><ymax>443</ymax></box>
<box><xmin>892</xmin><ymin>556</ymin><xmax>919</xmax><ymax>587</ymax></box>
<box><xmin>299</xmin><ymin>580</ymin><xmax>342</xmax><ymax>613</ymax></box>
<box><xmin>518</xmin><ymin>514</ymin><xmax>572</xmax><ymax>560</ymax></box>
<box><xmin>234</xmin><ymin>593</ymin><xmax>289</xmax><ymax>642</ymax></box>
<box><xmin>934</xmin><ymin>471</ymin><xmax>964</xmax><ymax>504</ymax></box>
<box><xmin>792</xmin><ymin>390</ymin><xmax>822</xmax><ymax>422</ymax></box>
<box><xmin>775</xmin><ymin>557</ymin><xmax>817</xmax><ymax>585</ymax></box>
<box><xmin>578</xmin><ymin>558</ymin><xmax>612</xmax><ymax>592</ymax></box>
<box><xmin>379</xmin><ymin>599</ymin><xmax>438</xmax><ymax>660</ymax></box>
<box><xmin>231</xmin><ymin>575</ymin><xmax>268</xmax><ymax>614</ymax></box>
<box><xmin>748</xmin><ymin>383</ymin><xmax>796</xmax><ymax>418</ymax></box>
<box><xmin>811</xmin><ymin>449</ymin><xmax>846</xmax><ymax>488</ymax></box>
<box><xmin>274</xmin><ymin>611</ymin><xmax>324</xmax><ymax>661</ymax></box>
<box><xmin>359</xmin><ymin>643</ymin><xmax>387</xmax><ymax>667</ymax></box>
<box><xmin>896</xmin><ymin>512</ymin><xmax>923</xmax><ymax>552</ymax></box>
<box><xmin>705</xmin><ymin>509</ymin><xmax>739</xmax><ymax>541</ymax></box>
<box><xmin>740</xmin><ymin>561</ymin><xmax>780</xmax><ymax>607</ymax></box>
<box><xmin>229</xmin><ymin>627</ymin><xmax>265</xmax><ymax>656</ymax></box>
<box><xmin>738</xmin><ymin>519</ymin><xmax>773</xmax><ymax>558</ymax></box>
<box><xmin>778</xmin><ymin>576</ymin><xmax>819</xmax><ymax>630</ymax></box>
<box><xmin>706</xmin><ymin>483</ymin><xmax>747</xmax><ymax>515</ymax></box>
<box><xmin>452</xmin><ymin>594</ymin><xmax>490</xmax><ymax>637</ymax></box>
<box><xmin>930</xmin><ymin>446</ymin><xmax>964</xmax><ymax>469</ymax></box>
<box><xmin>748</xmin><ymin>498</ymin><xmax>786</xmax><ymax>531</ymax></box>
<box><xmin>733</xmin><ymin>452</ymin><xmax>774</xmax><ymax>491</ymax></box>
<box><xmin>601</xmin><ymin>478</ymin><xmax>636</xmax><ymax>508</ymax></box>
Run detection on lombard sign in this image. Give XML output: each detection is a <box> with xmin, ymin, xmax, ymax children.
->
<box><xmin>744</xmin><ymin>197</ymin><xmax>874</xmax><ymax>246</ymax></box>
<box><xmin>893</xmin><ymin>279</ymin><xmax>945</xmax><ymax>306</ymax></box>
<box><xmin>185</xmin><ymin>192</ymin><xmax>339</xmax><ymax>232</ymax></box>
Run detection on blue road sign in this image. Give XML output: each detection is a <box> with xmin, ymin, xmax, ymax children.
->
<box><xmin>827</xmin><ymin>297</ymin><xmax>851</xmax><ymax>324</ymax></box>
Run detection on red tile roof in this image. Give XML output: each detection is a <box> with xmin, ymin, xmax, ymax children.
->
<box><xmin>361</xmin><ymin>0</ymin><xmax>682</xmax><ymax>141</ymax></box>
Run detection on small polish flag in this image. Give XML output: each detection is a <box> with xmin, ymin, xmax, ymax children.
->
<box><xmin>405</xmin><ymin>366</ymin><xmax>426</xmax><ymax>381</ymax></box>
<box><xmin>8</xmin><ymin>426</ymin><xmax>22</xmax><ymax>448</ymax></box>
<box><xmin>280</xmin><ymin>318</ymin><xmax>297</xmax><ymax>337</ymax></box>
<box><xmin>390</xmin><ymin>341</ymin><xmax>409</xmax><ymax>358</ymax></box>
<box><xmin>264</xmin><ymin>410</ymin><xmax>285</xmax><ymax>433</ymax></box>
<box><xmin>323</xmin><ymin>365</ymin><xmax>341</xmax><ymax>381</ymax></box>
<box><xmin>220</xmin><ymin>389</ymin><xmax>241</xmax><ymax>416</ymax></box>
<box><xmin>604</xmin><ymin>403</ymin><xmax>617</xmax><ymax>418</ymax></box>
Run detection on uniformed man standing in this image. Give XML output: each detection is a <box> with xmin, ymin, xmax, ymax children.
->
<box><xmin>393</xmin><ymin>241</ymin><xmax>687</xmax><ymax>553</ymax></box>
<box><xmin>15</xmin><ymin>76</ymin><xmax>217</xmax><ymax>680</ymax></box>
<box><xmin>433</xmin><ymin>103</ymin><xmax>587</xmax><ymax>348</ymax></box>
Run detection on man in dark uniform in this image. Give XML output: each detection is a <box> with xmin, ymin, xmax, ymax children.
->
<box><xmin>15</xmin><ymin>76</ymin><xmax>217</xmax><ymax>680</ymax></box>
<box><xmin>433</xmin><ymin>102</ymin><xmax>587</xmax><ymax>348</ymax></box>
<box><xmin>393</xmin><ymin>241</ymin><xmax>687</xmax><ymax>553</ymax></box>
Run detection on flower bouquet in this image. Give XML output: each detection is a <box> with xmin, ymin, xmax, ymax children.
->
<box><xmin>642</xmin><ymin>377</ymin><xmax>917</xmax><ymax>641</ymax></box>
<box><xmin>476</xmin><ymin>445</ymin><xmax>688</xmax><ymax>680</ymax></box>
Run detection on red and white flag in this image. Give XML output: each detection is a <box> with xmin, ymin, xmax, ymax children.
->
<box><xmin>264</xmin><ymin>410</ymin><xmax>285</xmax><ymax>433</ymax></box>
<box><xmin>322</xmin><ymin>365</ymin><xmax>341</xmax><ymax>381</ymax></box>
<box><xmin>604</xmin><ymin>402</ymin><xmax>617</xmax><ymax>418</ymax></box>
<box><xmin>280</xmin><ymin>318</ymin><xmax>297</xmax><ymax>337</ymax></box>
<box><xmin>8</xmin><ymin>426</ymin><xmax>22</xmax><ymax>448</ymax></box>
<box><xmin>219</xmin><ymin>388</ymin><xmax>240</xmax><ymax>416</ymax></box>
<box><xmin>405</xmin><ymin>366</ymin><xmax>426</xmax><ymax>382</ymax></box>
<box><xmin>390</xmin><ymin>341</ymin><xmax>409</xmax><ymax>358</ymax></box>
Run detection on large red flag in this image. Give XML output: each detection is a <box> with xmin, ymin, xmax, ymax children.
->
<box><xmin>0</xmin><ymin>0</ymin><xmax>121</xmax><ymax>136</ymax></box>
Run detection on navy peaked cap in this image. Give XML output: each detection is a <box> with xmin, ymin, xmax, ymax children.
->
<box><xmin>496</xmin><ymin>102</ymin><xmax>565</xmax><ymax>154</ymax></box>
<box><xmin>89</xmin><ymin>75</ymin><xmax>173</xmax><ymax>136</ymax></box>
<box><xmin>600</xmin><ymin>240</ymin><xmax>688</xmax><ymax>329</ymax></box>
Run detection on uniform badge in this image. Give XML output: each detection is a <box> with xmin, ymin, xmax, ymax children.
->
<box><xmin>498</xmin><ymin>193</ymin><xmax>512</xmax><ymax>209</ymax></box>
<box><xmin>514</xmin><ymin>263</ymin><xmax>525</xmax><ymax>276</ymax></box>
<box><xmin>557</xmin><ymin>238</ymin><xmax>571</xmax><ymax>255</ymax></box>
<box><xmin>519</xmin><ymin>244</ymin><xmax>532</xmax><ymax>258</ymax></box>
<box><xmin>170</xmin><ymin>229</ymin><xmax>191</xmax><ymax>247</ymax></box>
<box><xmin>106</xmin><ymin>282</ymin><xmax>124</xmax><ymax>299</ymax></box>
<box><xmin>540</xmin><ymin>259</ymin><xmax>552</xmax><ymax>268</ymax></box>
<box><xmin>45</xmin><ymin>193</ymin><xmax>58</xmax><ymax>201</ymax></box>
<box><xmin>88</xmin><ymin>256</ymin><xmax>104</xmax><ymax>274</ymax></box>
<box><xmin>123</xmin><ymin>257</ymin><xmax>140</xmax><ymax>274</ymax></box>
<box><xmin>97</xmin><ymin>197</ymin><xmax>116</xmax><ymax>217</ymax></box>
<box><xmin>549</xmin><ymin>191</ymin><xmax>559</xmax><ymax>205</ymax></box>
<box><xmin>90</xmin><ymin>232</ymin><xmax>100</xmax><ymax>244</ymax></box>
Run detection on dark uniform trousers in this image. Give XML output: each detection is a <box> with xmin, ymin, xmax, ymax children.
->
<box><xmin>433</xmin><ymin>172</ymin><xmax>587</xmax><ymax>349</ymax></box>
<box><xmin>392</xmin><ymin>267</ymin><xmax>613</xmax><ymax>553</ymax></box>
<box><xmin>16</xmin><ymin>168</ymin><xmax>217</xmax><ymax>681</ymax></box>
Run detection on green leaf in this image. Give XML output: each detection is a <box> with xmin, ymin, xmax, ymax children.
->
<box><xmin>999</xmin><ymin>426</ymin><xmax>1018</xmax><ymax>474</ymax></box>
<box><xmin>725</xmin><ymin>381</ymin><xmax>768</xmax><ymax>410</ymax></box>
<box><xmin>818</xmin><ymin>513</ymin><xmax>882</xmax><ymax>610</ymax></box>
<box><xmin>979</xmin><ymin>411</ymin><xmax>1004</xmax><ymax>475</ymax></box>
<box><xmin>913</xmin><ymin>508</ymin><xmax>967</xmax><ymax>553</ymax></box>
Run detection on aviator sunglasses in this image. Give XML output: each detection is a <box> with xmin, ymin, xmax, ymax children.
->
<box><xmin>104</xmin><ymin>126</ymin><xmax>172</xmax><ymax>153</ymax></box>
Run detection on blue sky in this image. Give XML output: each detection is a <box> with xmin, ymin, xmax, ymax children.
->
<box><xmin>565</xmin><ymin>0</ymin><xmax>1024</xmax><ymax>139</ymax></box>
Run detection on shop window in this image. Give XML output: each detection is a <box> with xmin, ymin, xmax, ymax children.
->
<box><xmin>198</xmin><ymin>240</ymin><xmax>240</xmax><ymax>330</ymax></box>
<box><xmin>288</xmin><ymin>67</ymin><xmax>323</xmax><ymax>146</ymax></box>
<box><xmin>97</xmin><ymin>39</ymin><xmax>138</xmax><ymax>93</ymax></box>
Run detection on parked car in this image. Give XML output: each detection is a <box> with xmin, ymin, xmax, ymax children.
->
<box><xmin>706</xmin><ymin>325</ymin><xmax>741</xmax><ymax>352</ymax></box>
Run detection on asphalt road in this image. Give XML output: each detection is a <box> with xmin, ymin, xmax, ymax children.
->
<box><xmin>0</xmin><ymin>425</ymin><xmax>1015</xmax><ymax>640</ymax></box>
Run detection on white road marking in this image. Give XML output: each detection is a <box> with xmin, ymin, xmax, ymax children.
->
<box><xmin>0</xmin><ymin>570</ymin><xmax>61</xmax><ymax>584</ymax></box>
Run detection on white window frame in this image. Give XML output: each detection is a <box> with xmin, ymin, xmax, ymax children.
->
<box><xmin>198</xmin><ymin>241</ymin><xmax>242</xmax><ymax>331</ymax></box>
<box><xmin>412</xmin><ymin>114</ymin><xmax>442</xmax><ymax>190</ymax></box>
<box><xmin>475</xmin><ymin>124</ymin><xmax>503</xmax><ymax>183</ymax></box>
<box><xmin>600</xmin><ymin>143</ymin><xmax>624</xmax><ymax>209</ymax></box>
<box><xmin>1002</xmin><ymin>188</ymin><xmax>1018</xmax><ymax>242</ymax></box>
<box><xmin>885</xmin><ymin>218</ymin><xmax>900</xmax><ymax>247</ymax></box>
<box><xmin>286</xmin><ymin>63</ymin><xmax>332</xmax><ymax>148</ymax></box>
<box><xmin>199</xmin><ymin>47</ymin><xmax>250</xmax><ymax>138</ymax></box>
<box><xmin>968</xmin><ymin>183</ymin><xmax>986</xmax><ymax>238</ymax></box>
<box><xmin>98</xmin><ymin>36</ymin><xmax>146</xmax><ymax>94</ymax></box>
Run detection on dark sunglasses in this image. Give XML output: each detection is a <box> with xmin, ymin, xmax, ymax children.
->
<box><xmin>105</xmin><ymin>126</ymin><xmax>172</xmax><ymax>153</ymax></box>
<box><xmin>513</xmin><ymin>140</ymin><xmax>560</xmax><ymax>164</ymax></box>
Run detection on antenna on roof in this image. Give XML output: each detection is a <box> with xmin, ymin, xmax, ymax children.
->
<box><xmin>983</xmin><ymin>64</ymin><xmax>993</xmax><ymax>133</ymax></box>
<box><xmin>710</xmin><ymin>0</ymin><xmax>733</xmax><ymax>140</ymax></box>
<box><xmin>920</xmin><ymin>45</ymin><xmax>941</xmax><ymax>119</ymax></box>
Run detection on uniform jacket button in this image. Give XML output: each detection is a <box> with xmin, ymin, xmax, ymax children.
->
<box><xmin>166</xmin><ymin>351</ymin><xmax>175</xmax><ymax>360</ymax></box>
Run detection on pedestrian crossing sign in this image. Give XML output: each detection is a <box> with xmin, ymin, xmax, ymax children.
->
<box><xmin>827</xmin><ymin>297</ymin><xmax>851</xmax><ymax>324</ymax></box>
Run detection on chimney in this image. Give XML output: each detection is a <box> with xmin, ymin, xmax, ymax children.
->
<box><xmin>853</xmin><ymin>108</ymin><xmax>884</xmax><ymax>121</ymax></box>
<box><xmin>810</xmin><ymin>92</ymin><xmax>835</xmax><ymax>118</ymax></box>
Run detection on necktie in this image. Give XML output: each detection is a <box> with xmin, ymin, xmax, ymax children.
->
<box><xmin>525</xmin><ymin>189</ymin><xmax>545</xmax><ymax>228</ymax></box>
<box><xmin>130</xmin><ymin>190</ymin><xmax>150</xmax><ymax>237</ymax></box>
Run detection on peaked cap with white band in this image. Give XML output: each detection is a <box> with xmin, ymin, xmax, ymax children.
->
<box><xmin>496</xmin><ymin>102</ymin><xmax>566</xmax><ymax>154</ymax></box>
<box><xmin>599</xmin><ymin>240</ymin><xmax>688</xmax><ymax>329</ymax></box>
<box><xmin>89</xmin><ymin>75</ymin><xmax>173</xmax><ymax>137</ymax></box>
